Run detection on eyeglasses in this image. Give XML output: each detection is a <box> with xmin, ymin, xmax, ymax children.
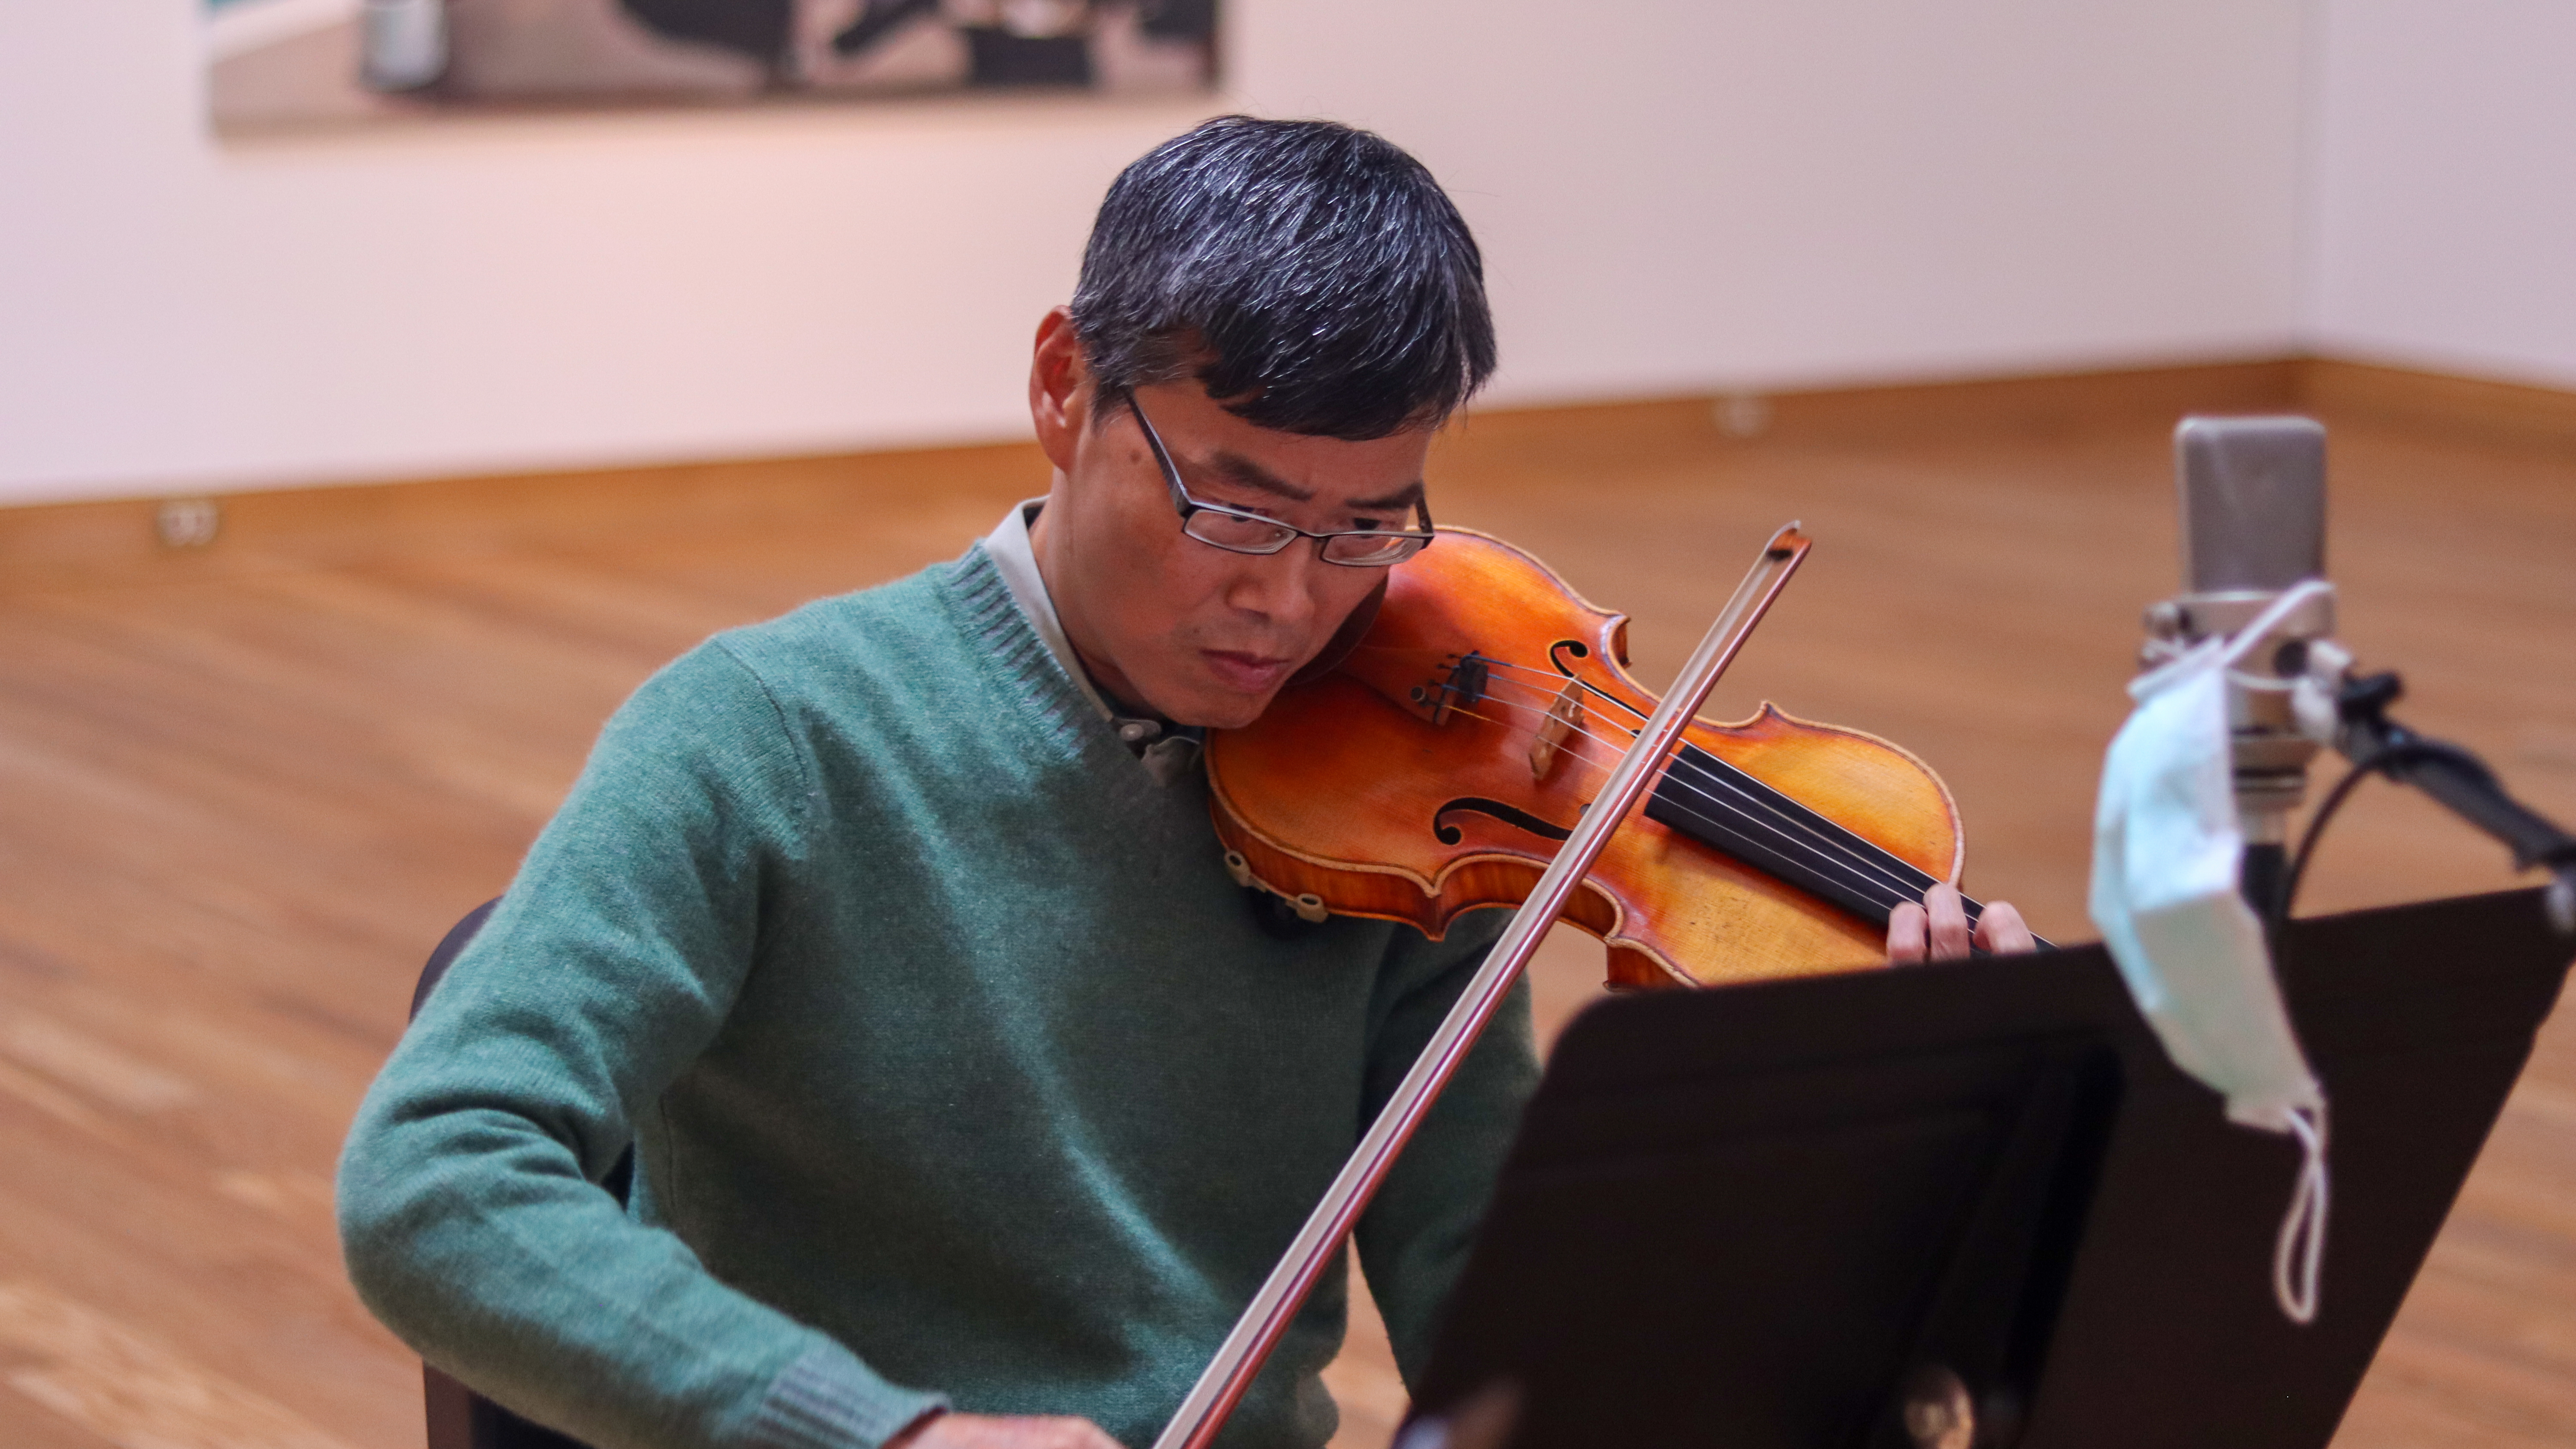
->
<box><xmin>1127</xmin><ymin>395</ymin><xmax>1437</xmax><ymax>567</ymax></box>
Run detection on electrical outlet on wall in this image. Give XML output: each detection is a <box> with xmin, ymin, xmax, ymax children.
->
<box><xmin>155</xmin><ymin>499</ymin><xmax>222</xmax><ymax>549</ymax></box>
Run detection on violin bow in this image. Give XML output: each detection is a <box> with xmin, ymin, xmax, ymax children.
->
<box><xmin>1151</xmin><ymin>522</ymin><xmax>1816</xmax><ymax>1449</ymax></box>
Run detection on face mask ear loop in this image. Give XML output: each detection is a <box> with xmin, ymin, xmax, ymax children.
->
<box><xmin>2217</xmin><ymin>579</ymin><xmax>2335</xmax><ymax>672</ymax></box>
<box><xmin>2214</xmin><ymin>581</ymin><xmax>2333</xmax><ymax>1327</ymax></box>
<box><xmin>2273</xmin><ymin>1104</ymin><xmax>2330</xmax><ymax>1324</ymax></box>
<box><xmin>2126</xmin><ymin>580</ymin><xmax>2329</xmax><ymax>702</ymax></box>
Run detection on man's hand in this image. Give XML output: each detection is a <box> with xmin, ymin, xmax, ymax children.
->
<box><xmin>885</xmin><ymin>1412</ymin><xmax>1124</xmax><ymax>1449</ymax></box>
<box><xmin>1886</xmin><ymin>882</ymin><xmax>2035</xmax><ymax>963</ymax></box>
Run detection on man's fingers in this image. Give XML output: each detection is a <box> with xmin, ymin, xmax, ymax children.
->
<box><xmin>1973</xmin><ymin>899</ymin><xmax>2037</xmax><ymax>955</ymax></box>
<box><xmin>1926</xmin><ymin>882</ymin><xmax>1972</xmax><ymax>960</ymax></box>
<box><xmin>1886</xmin><ymin>900</ymin><xmax>1928</xmax><ymax>965</ymax></box>
<box><xmin>1896</xmin><ymin>889</ymin><xmax>2037</xmax><ymax>966</ymax></box>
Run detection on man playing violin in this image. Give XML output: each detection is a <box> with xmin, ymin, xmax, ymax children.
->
<box><xmin>340</xmin><ymin>116</ymin><xmax>2031</xmax><ymax>1449</ymax></box>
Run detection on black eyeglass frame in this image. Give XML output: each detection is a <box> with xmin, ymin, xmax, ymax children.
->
<box><xmin>1124</xmin><ymin>394</ymin><xmax>1437</xmax><ymax>567</ymax></box>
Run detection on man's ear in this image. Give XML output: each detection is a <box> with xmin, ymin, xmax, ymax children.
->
<box><xmin>1030</xmin><ymin>307</ymin><xmax>1088</xmax><ymax>474</ymax></box>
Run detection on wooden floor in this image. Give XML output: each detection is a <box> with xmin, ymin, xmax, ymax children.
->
<box><xmin>0</xmin><ymin>404</ymin><xmax>2570</xmax><ymax>1449</ymax></box>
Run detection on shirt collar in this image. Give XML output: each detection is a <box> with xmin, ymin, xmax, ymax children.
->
<box><xmin>985</xmin><ymin>499</ymin><xmax>1110</xmax><ymax>720</ymax></box>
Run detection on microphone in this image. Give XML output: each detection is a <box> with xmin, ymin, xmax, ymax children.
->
<box><xmin>2142</xmin><ymin>416</ymin><xmax>2576</xmax><ymax>931</ymax></box>
<box><xmin>2144</xmin><ymin>417</ymin><xmax>2339</xmax><ymax>913</ymax></box>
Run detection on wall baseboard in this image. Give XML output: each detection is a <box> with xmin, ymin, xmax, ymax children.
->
<box><xmin>2299</xmin><ymin>357</ymin><xmax>2576</xmax><ymax>452</ymax></box>
<box><xmin>0</xmin><ymin>442</ymin><xmax>1048</xmax><ymax>595</ymax></box>
<box><xmin>4</xmin><ymin>355</ymin><xmax>2567</xmax><ymax>594</ymax></box>
<box><xmin>1744</xmin><ymin>356</ymin><xmax>2307</xmax><ymax>441</ymax></box>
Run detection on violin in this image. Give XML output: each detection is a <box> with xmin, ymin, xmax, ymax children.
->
<box><xmin>1158</xmin><ymin>524</ymin><xmax>2027</xmax><ymax>1449</ymax></box>
<box><xmin>1205</xmin><ymin>525</ymin><xmax>2013</xmax><ymax>988</ymax></box>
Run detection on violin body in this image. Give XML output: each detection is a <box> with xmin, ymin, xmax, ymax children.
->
<box><xmin>1206</xmin><ymin>529</ymin><xmax>1965</xmax><ymax>988</ymax></box>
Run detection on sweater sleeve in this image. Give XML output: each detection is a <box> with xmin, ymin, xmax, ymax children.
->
<box><xmin>336</xmin><ymin>642</ymin><xmax>946</xmax><ymax>1449</ymax></box>
<box><xmin>1348</xmin><ymin>909</ymin><xmax>1542</xmax><ymax>1385</ymax></box>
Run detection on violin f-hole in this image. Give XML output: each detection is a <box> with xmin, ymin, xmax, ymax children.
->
<box><xmin>1434</xmin><ymin>797</ymin><xmax>1576</xmax><ymax>846</ymax></box>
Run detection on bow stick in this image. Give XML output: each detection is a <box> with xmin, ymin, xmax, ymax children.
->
<box><xmin>1152</xmin><ymin>522</ymin><xmax>1816</xmax><ymax>1449</ymax></box>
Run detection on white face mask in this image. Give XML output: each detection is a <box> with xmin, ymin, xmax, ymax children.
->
<box><xmin>2088</xmin><ymin>584</ymin><xmax>2331</xmax><ymax>1323</ymax></box>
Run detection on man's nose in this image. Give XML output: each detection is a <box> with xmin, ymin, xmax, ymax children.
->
<box><xmin>1221</xmin><ymin>543</ymin><xmax>1329</xmax><ymax>629</ymax></box>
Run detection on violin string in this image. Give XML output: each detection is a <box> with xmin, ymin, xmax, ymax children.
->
<box><xmin>1470</xmin><ymin>654</ymin><xmax>1929</xmax><ymax>825</ymax></box>
<box><xmin>1443</xmin><ymin>653</ymin><xmax>1825</xmax><ymax>799</ymax></box>
<box><xmin>1400</xmin><ymin>644</ymin><xmax>1947</xmax><ymax>910</ymax></box>
<box><xmin>1449</xmin><ymin>681</ymin><xmax>1903</xmax><ymax>892</ymax></box>
<box><xmin>1458</xmin><ymin>672</ymin><xmax>1940</xmax><ymax>909</ymax></box>
<box><xmin>1446</xmin><ymin>662</ymin><xmax>1949</xmax><ymax>911</ymax></box>
<box><xmin>1643</xmin><ymin>781</ymin><xmax>1924</xmax><ymax>920</ymax></box>
<box><xmin>1437</xmin><ymin>697</ymin><xmax>1923</xmax><ymax>925</ymax></box>
<box><xmin>1437</xmin><ymin>686</ymin><xmax>1935</xmax><ymax>918</ymax></box>
<box><xmin>1444</xmin><ymin>655</ymin><xmax>1679</xmax><ymax>754</ymax></box>
<box><xmin>1466</xmin><ymin>656</ymin><xmax>1655</xmax><ymax>732</ymax></box>
<box><xmin>1467</xmin><ymin>656</ymin><xmax>1651</xmax><ymax>722</ymax></box>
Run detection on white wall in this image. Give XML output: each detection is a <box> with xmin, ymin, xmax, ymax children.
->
<box><xmin>0</xmin><ymin>2</ymin><xmax>2309</xmax><ymax>505</ymax></box>
<box><xmin>2305</xmin><ymin>1</ymin><xmax>2576</xmax><ymax>391</ymax></box>
<box><xmin>1246</xmin><ymin>3</ymin><xmax>2307</xmax><ymax>406</ymax></box>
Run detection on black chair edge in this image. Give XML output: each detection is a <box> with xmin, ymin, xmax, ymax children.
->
<box><xmin>413</xmin><ymin>898</ymin><xmax>609</xmax><ymax>1449</ymax></box>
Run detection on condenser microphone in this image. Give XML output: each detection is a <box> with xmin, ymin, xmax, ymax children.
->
<box><xmin>2176</xmin><ymin>416</ymin><xmax>2326</xmax><ymax>595</ymax></box>
<box><xmin>2138</xmin><ymin>416</ymin><xmax>2576</xmax><ymax>930</ymax></box>
<box><xmin>2145</xmin><ymin>417</ymin><xmax>2342</xmax><ymax>913</ymax></box>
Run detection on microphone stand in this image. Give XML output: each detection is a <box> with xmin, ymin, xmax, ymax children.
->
<box><xmin>2325</xmin><ymin>669</ymin><xmax>2576</xmax><ymax>935</ymax></box>
<box><xmin>2141</xmin><ymin>590</ymin><xmax>2576</xmax><ymax>938</ymax></box>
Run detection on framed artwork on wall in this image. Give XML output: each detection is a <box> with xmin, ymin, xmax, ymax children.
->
<box><xmin>205</xmin><ymin>0</ymin><xmax>1218</xmax><ymax>130</ymax></box>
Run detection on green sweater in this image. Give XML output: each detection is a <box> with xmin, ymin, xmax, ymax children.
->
<box><xmin>337</xmin><ymin>542</ymin><xmax>1538</xmax><ymax>1449</ymax></box>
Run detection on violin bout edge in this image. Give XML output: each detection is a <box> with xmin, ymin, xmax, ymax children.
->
<box><xmin>1212</xmin><ymin>801</ymin><xmax>1887</xmax><ymax>992</ymax></box>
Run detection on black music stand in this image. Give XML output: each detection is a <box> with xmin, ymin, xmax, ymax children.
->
<box><xmin>1408</xmin><ymin>887</ymin><xmax>2575</xmax><ymax>1449</ymax></box>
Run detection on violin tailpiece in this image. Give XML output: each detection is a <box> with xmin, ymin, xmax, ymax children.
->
<box><xmin>1414</xmin><ymin>651</ymin><xmax>1492</xmax><ymax>727</ymax></box>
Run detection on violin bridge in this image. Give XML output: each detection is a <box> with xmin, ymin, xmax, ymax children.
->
<box><xmin>1527</xmin><ymin>680</ymin><xmax>1584</xmax><ymax>779</ymax></box>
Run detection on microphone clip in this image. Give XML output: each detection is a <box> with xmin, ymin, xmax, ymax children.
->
<box><xmin>2140</xmin><ymin>582</ymin><xmax>2345</xmax><ymax>855</ymax></box>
